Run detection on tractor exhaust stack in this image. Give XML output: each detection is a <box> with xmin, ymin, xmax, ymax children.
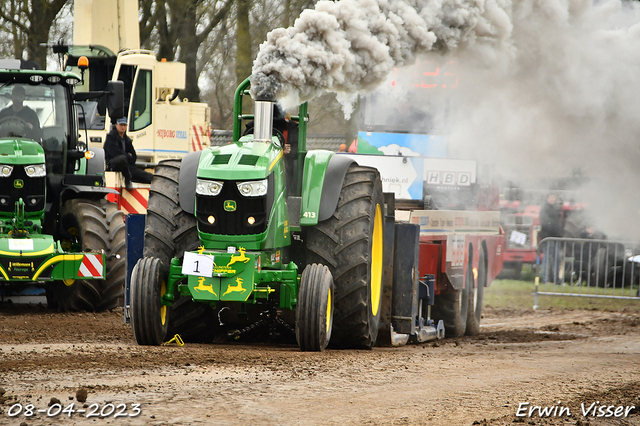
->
<box><xmin>254</xmin><ymin>100</ymin><xmax>274</xmax><ymax>143</ymax></box>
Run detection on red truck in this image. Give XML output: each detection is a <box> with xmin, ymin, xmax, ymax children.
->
<box><xmin>501</xmin><ymin>205</ymin><xmax>541</xmax><ymax>279</ymax></box>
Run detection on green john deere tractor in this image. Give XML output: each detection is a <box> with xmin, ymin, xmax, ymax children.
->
<box><xmin>0</xmin><ymin>62</ymin><xmax>126</xmax><ymax>311</ymax></box>
<box><xmin>130</xmin><ymin>77</ymin><xmax>385</xmax><ymax>350</ymax></box>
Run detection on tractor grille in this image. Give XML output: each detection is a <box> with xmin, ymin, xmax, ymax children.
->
<box><xmin>196</xmin><ymin>175</ymin><xmax>274</xmax><ymax>236</ymax></box>
<box><xmin>0</xmin><ymin>166</ymin><xmax>45</xmax><ymax>213</ymax></box>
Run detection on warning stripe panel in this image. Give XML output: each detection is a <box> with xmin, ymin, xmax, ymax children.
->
<box><xmin>107</xmin><ymin>188</ymin><xmax>149</xmax><ymax>214</ymax></box>
<box><xmin>192</xmin><ymin>125</ymin><xmax>203</xmax><ymax>151</ymax></box>
<box><xmin>78</xmin><ymin>254</ymin><xmax>104</xmax><ymax>278</ymax></box>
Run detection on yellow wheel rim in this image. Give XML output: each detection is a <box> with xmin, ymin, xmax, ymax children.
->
<box><xmin>326</xmin><ymin>290</ymin><xmax>332</xmax><ymax>333</ymax></box>
<box><xmin>160</xmin><ymin>280</ymin><xmax>167</xmax><ymax>326</ymax></box>
<box><xmin>370</xmin><ymin>203</ymin><xmax>383</xmax><ymax>316</ymax></box>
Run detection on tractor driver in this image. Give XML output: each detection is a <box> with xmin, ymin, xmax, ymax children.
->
<box><xmin>0</xmin><ymin>85</ymin><xmax>43</xmax><ymax>141</ymax></box>
<box><xmin>244</xmin><ymin>104</ymin><xmax>299</xmax><ymax>195</ymax></box>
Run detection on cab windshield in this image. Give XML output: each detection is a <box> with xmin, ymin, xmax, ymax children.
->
<box><xmin>0</xmin><ymin>81</ymin><xmax>71</xmax><ymax>174</ymax></box>
<box><xmin>0</xmin><ymin>82</ymin><xmax>70</xmax><ymax>148</ymax></box>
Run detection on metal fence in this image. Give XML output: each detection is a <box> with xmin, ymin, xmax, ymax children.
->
<box><xmin>534</xmin><ymin>237</ymin><xmax>640</xmax><ymax>308</ymax></box>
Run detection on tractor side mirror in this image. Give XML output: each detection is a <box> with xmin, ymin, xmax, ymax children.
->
<box><xmin>107</xmin><ymin>80</ymin><xmax>124</xmax><ymax>119</ymax></box>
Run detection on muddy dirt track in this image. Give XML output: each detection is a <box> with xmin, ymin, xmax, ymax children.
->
<box><xmin>0</xmin><ymin>305</ymin><xmax>639</xmax><ymax>426</ymax></box>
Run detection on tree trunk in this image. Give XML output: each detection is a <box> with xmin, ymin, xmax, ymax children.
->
<box><xmin>176</xmin><ymin>1</ymin><xmax>201</xmax><ymax>102</ymax></box>
<box><xmin>157</xmin><ymin>0</ymin><xmax>177</xmax><ymax>61</ymax></box>
<box><xmin>235</xmin><ymin>0</ymin><xmax>252</xmax><ymax>86</ymax></box>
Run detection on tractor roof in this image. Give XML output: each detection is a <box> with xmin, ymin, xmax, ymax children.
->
<box><xmin>0</xmin><ymin>67</ymin><xmax>81</xmax><ymax>87</ymax></box>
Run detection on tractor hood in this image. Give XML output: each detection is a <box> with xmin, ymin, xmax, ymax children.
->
<box><xmin>0</xmin><ymin>140</ymin><xmax>45</xmax><ymax>165</ymax></box>
<box><xmin>197</xmin><ymin>138</ymin><xmax>282</xmax><ymax>181</ymax></box>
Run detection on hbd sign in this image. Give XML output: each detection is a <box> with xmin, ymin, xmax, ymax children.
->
<box><xmin>426</xmin><ymin>171</ymin><xmax>472</xmax><ymax>186</ymax></box>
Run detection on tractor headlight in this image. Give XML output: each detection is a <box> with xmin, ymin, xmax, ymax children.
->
<box><xmin>196</xmin><ymin>178</ymin><xmax>223</xmax><ymax>196</ymax></box>
<box><xmin>24</xmin><ymin>164</ymin><xmax>46</xmax><ymax>178</ymax></box>
<box><xmin>0</xmin><ymin>165</ymin><xmax>13</xmax><ymax>177</ymax></box>
<box><xmin>236</xmin><ymin>179</ymin><xmax>268</xmax><ymax>197</ymax></box>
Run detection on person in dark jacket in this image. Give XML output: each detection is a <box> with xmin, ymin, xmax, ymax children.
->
<box><xmin>104</xmin><ymin>117</ymin><xmax>152</xmax><ymax>189</ymax></box>
<box><xmin>539</xmin><ymin>193</ymin><xmax>564</xmax><ymax>284</ymax></box>
<box><xmin>0</xmin><ymin>85</ymin><xmax>42</xmax><ymax>141</ymax></box>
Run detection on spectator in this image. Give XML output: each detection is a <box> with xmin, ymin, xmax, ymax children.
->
<box><xmin>0</xmin><ymin>85</ymin><xmax>42</xmax><ymax>141</ymax></box>
<box><xmin>104</xmin><ymin>117</ymin><xmax>152</xmax><ymax>190</ymax></box>
<box><xmin>574</xmin><ymin>225</ymin><xmax>606</xmax><ymax>284</ymax></box>
<box><xmin>539</xmin><ymin>193</ymin><xmax>563</xmax><ymax>284</ymax></box>
<box><xmin>338</xmin><ymin>143</ymin><xmax>347</xmax><ymax>152</ymax></box>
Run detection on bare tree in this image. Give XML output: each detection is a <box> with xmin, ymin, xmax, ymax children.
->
<box><xmin>0</xmin><ymin>0</ymin><xmax>70</xmax><ymax>68</ymax></box>
<box><xmin>139</xmin><ymin>0</ymin><xmax>159</xmax><ymax>50</ymax></box>
<box><xmin>150</xmin><ymin>0</ymin><xmax>232</xmax><ymax>102</ymax></box>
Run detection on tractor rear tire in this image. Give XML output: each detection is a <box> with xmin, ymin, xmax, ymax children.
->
<box><xmin>130</xmin><ymin>257</ymin><xmax>169</xmax><ymax>345</ymax></box>
<box><xmin>49</xmin><ymin>199</ymin><xmax>125</xmax><ymax>311</ymax></box>
<box><xmin>296</xmin><ymin>263</ymin><xmax>334</xmax><ymax>351</ymax></box>
<box><xmin>466</xmin><ymin>248</ymin><xmax>487</xmax><ymax>336</ymax></box>
<box><xmin>143</xmin><ymin>159</ymin><xmax>214</xmax><ymax>342</ymax></box>
<box><xmin>144</xmin><ymin>160</ymin><xmax>199</xmax><ymax>265</ymax></box>
<box><xmin>306</xmin><ymin>164</ymin><xmax>384</xmax><ymax>349</ymax></box>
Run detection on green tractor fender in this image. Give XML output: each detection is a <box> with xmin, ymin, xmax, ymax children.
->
<box><xmin>300</xmin><ymin>152</ymin><xmax>355</xmax><ymax>226</ymax></box>
<box><xmin>178</xmin><ymin>150</ymin><xmax>203</xmax><ymax>214</ymax></box>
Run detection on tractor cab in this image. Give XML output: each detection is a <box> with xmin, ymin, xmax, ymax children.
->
<box><xmin>0</xmin><ymin>65</ymin><xmax>123</xmax><ymax>234</ymax></box>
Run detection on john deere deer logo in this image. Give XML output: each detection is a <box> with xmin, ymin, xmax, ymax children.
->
<box><xmin>226</xmin><ymin>247</ymin><xmax>250</xmax><ymax>267</ymax></box>
<box><xmin>193</xmin><ymin>276</ymin><xmax>217</xmax><ymax>296</ymax></box>
<box><xmin>13</xmin><ymin>179</ymin><xmax>23</xmax><ymax>189</ymax></box>
<box><xmin>224</xmin><ymin>200</ymin><xmax>236</xmax><ymax>211</ymax></box>
<box><xmin>223</xmin><ymin>276</ymin><xmax>246</xmax><ymax>296</ymax></box>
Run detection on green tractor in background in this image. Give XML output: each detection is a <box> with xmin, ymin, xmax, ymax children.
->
<box><xmin>0</xmin><ymin>61</ymin><xmax>126</xmax><ymax>311</ymax></box>
<box><xmin>130</xmin><ymin>78</ymin><xmax>385</xmax><ymax>350</ymax></box>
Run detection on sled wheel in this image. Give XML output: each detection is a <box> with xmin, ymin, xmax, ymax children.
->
<box><xmin>306</xmin><ymin>164</ymin><xmax>384</xmax><ymax>349</ymax></box>
<box><xmin>130</xmin><ymin>257</ymin><xmax>168</xmax><ymax>345</ymax></box>
<box><xmin>432</xmin><ymin>254</ymin><xmax>471</xmax><ymax>338</ymax></box>
<box><xmin>49</xmin><ymin>199</ymin><xmax>125</xmax><ymax>311</ymax></box>
<box><xmin>466</xmin><ymin>247</ymin><xmax>487</xmax><ymax>336</ymax></box>
<box><xmin>296</xmin><ymin>264</ymin><xmax>334</xmax><ymax>351</ymax></box>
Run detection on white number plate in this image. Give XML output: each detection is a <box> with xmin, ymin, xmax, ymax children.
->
<box><xmin>181</xmin><ymin>252</ymin><xmax>214</xmax><ymax>277</ymax></box>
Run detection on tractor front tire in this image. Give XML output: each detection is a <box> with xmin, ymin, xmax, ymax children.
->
<box><xmin>130</xmin><ymin>257</ymin><xmax>169</xmax><ymax>345</ymax></box>
<box><xmin>143</xmin><ymin>159</ymin><xmax>214</xmax><ymax>342</ymax></box>
<box><xmin>49</xmin><ymin>199</ymin><xmax>125</xmax><ymax>311</ymax></box>
<box><xmin>296</xmin><ymin>263</ymin><xmax>334</xmax><ymax>351</ymax></box>
<box><xmin>306</xmin><ymin>165</ymin><xmax>384</xmax><ymax>349</ymax></box>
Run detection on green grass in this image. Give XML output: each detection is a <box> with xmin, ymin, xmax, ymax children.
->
<box><xmin>484</xmin><ymin>278</ymin><xmax>640</xmax><ymax>312</ymax></box>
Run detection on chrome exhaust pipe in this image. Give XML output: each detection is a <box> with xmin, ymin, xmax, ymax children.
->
<box><xmin>254</xmin><ymin>100</ymin><xmax>274</xmax><ymax>143</ymax></box>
